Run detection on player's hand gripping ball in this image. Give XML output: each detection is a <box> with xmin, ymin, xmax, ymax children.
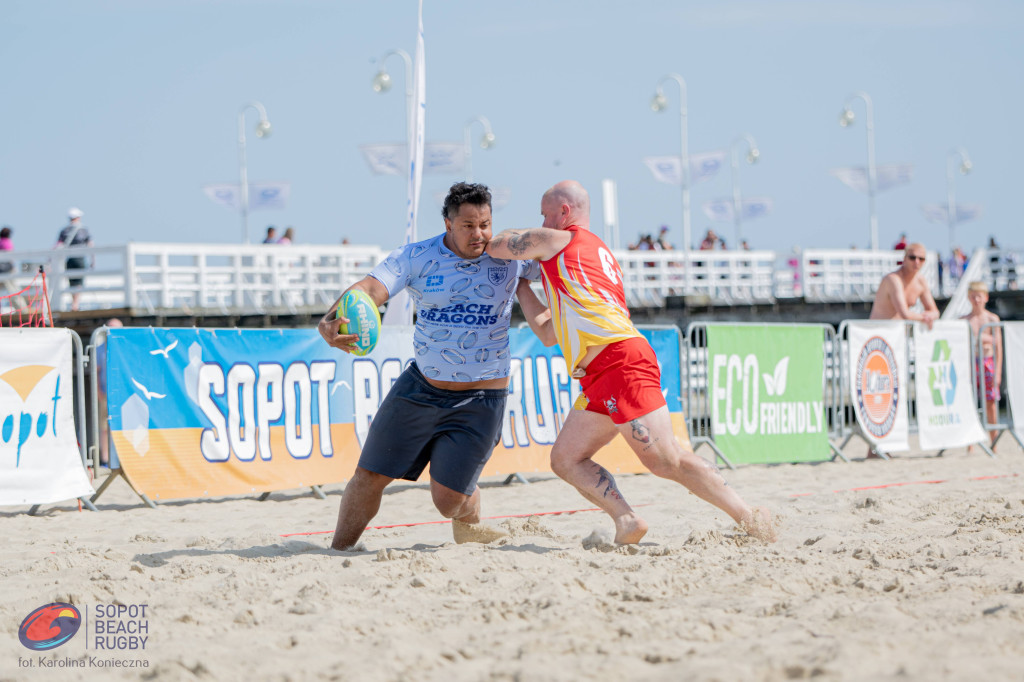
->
<box><xmin>336</xmin><ymin>289</ymin><xmax>381</xmax><ymax>356</ymax></box>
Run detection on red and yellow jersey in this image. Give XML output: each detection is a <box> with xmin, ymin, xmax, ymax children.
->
<box><xmin>539</xmin><ymin>226</ymin><xmax>641</xmax><ymax>372</ymax></box>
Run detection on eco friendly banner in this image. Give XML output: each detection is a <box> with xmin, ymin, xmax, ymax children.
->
<box><xmin>846</xmin><ymin>322</ymin><xmax>910</xmax><ymax>452</ymax></box>
<box><xmin>0</xmin><ymin>328</ymin><xmax>94</xmax><ymax>505</ymax></box>
<box><xmin>913</xmin><ymin>321</ymin><xmax>987</xmax><ymax>450</ymax></box>
<box><xmin>707</xmin><ymin>325</ymin><xmax>829</xmax><ymax>464</ymax></box>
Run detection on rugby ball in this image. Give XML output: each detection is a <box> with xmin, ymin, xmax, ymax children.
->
<box><xmin>336</xmin><ymin>289</ymin><xmax>381</xmax><ymax>356</ymax></box>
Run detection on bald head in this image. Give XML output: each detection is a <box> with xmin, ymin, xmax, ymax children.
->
<box><xmin>540</xmin><ymin>180</ymin><xmax>590</xmax><ymax>230</ymax></box>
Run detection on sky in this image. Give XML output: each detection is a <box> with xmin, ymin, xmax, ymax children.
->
<box><xmin>2</xmin><ymin>0</ymin><xmax>1021</xmax><ymax>255</ymax></box>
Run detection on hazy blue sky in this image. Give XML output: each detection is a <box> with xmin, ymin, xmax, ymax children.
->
<box><xmin>2</xmin><ymin>0</ymin><xmax>1020</xmax><ymax>253</ymax></box>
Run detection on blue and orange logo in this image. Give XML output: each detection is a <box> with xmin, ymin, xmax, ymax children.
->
<box><xmin>18</xmin><ymin>603</ymin><xmax>82</xmax><ymax>651</ymax></box>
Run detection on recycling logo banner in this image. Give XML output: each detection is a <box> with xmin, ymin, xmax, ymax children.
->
<box><xmin>707</xmin><ymin>325</ymin><xmax>830</xmax><ymax>464</ymax></box>
<box><xmin>913</xmin><ymin>321</ymin><xmax>987</xmax><ymax>450</ymax></box>
<box><xmin>847</xmin><ymin>321</ymin><xmax>910</xmax><ymax>452</ymax></box>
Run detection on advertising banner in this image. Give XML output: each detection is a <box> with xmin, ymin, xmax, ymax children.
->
<box><xmin>914</xmin><ymin>321</ymin><xmax>988</xmax><ymax>450</ymax></box>
<box><xmin>1004</xmin><ymin>322</ymin><xmax>1024</xmax><ymax>444</ymax></box>
<box><xmin>707</xmin><ymin>325</ymin><xmax>829</xmax><ymax>464</ymax></box>
<box><xmin>105</xmin><ymin>327</ymin><xmax>686</xmax><ymax>502</ymax></box>
<box><xmin>0</xmin><ymin>328</ymin><xmax>94</xmax><ymax>505</ymax></box>
<box><xmin>846</xmin><ymin>322</ymin><xmax>910</xmax><ymax>452</ymax></box>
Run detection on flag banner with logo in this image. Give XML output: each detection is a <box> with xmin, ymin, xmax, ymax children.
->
<box><xmin>913</xmin><ymin>321</ymin><xmax>988</xmax><ymax>450</ymax></box>
<box><xmin>202</xmin><ymin>182</ymin><xmax>291</xmax><ymax>210</ymax></box>
<box><xmin>643</xmin><ymin>151</ymin><xmax>725</xmax><ymax>186</ymax></box>
<box><xmin>707</xmin><ymin>325</ymin><xmax>830</xmax><ymax>464</ymax></box>
<box><xmin>701</xmin><ymin>197</ymin><xmax>774</xmax><ymax>223</ymax></box>
<box><xmin>103</xmin><ymin>326</ymin><xmax>686</xmax><ymax>502</ymax></box>
<box><xmin>0</xmin><ymin>329</ymin><xmax>94</xmax><ymax>506</ymax></box>
<box><xmin>1004</xmin><ymin>322</ymin><xmax>1024</xmax><ymax>445</ymax></box>
<box><xmin>360</xmin><ymin>143</ymin><xmax>466</xmax><ymax>176</ymax></box>
<box><xmin>920</xmin><ymin>203</ymin><xmax>983</xmax><ymax>225</ymax></box>
<box><xmin>846</xmin><ymin>322</ymin><xmax>910</xmax><ymax>452</ymax></box>
<box><xmin>829</xmin><ymin>164</ymin><xmax>913</xmax><ymax>194</ymax></box>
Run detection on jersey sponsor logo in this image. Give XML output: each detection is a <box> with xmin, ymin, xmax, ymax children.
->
<box><xmin>425</xmin><ymin>274</ymin><xmax>444</xmax><ymax>289</ymax></box>
<box><xmin>855</xmin><ymin>336</ymin><xmax>900</xmax><ymax>438</ymax></box>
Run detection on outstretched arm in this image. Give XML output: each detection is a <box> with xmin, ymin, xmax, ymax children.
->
<box><xmin>887</xmin><ymin>275</ymin><xmax>937</xmax><ymax>327</ymax></box>
<box><xmin>516</xmin><ymin>279</ymin><xmax>557</xmax><ymax>347</ymax></box>
<box><xmin>486</xmin><ymin>228</ymin><xmax>571</xmax><ymax>262</ymax></box>
<box><xmin>318</xmin><ymin>276</ymin><xmax>389</xmax><ymax>353</ymax></box>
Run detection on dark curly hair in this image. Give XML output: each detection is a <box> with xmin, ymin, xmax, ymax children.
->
<box><xmin>442</xmin><ymin>182</ymin><xmax>491</xmax><ymax>220</ymax></box>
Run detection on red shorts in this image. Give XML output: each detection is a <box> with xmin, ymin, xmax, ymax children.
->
<box><xmin>573</xmin><ymin>337</ymin><xmax>666</xmax><ymax>424</ymax></box>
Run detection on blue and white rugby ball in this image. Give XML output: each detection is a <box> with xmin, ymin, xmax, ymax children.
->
<box><xmin>337</xmin><ymin>289</ymin><xmax>381</xmax><ymax>356</ymax></box>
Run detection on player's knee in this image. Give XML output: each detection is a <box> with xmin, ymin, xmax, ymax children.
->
<box><xmin>431</xmin><ymin>486</ymin><xmax>470</xmax><ymax>519</ymax></box>
<box><xmin>549</xmin><ymin>446</ymin><xmax>575</xmax><ymax>480</ymax></box>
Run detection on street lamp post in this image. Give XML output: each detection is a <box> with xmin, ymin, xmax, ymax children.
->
<box><xmin>463</xmin><ymin>115</ymin><xmax>496</xmax><ymax>183</ymax></box>
<box><xmin>839</xmin><ymin>91</ymin><xmax>878</xmax><ymax>250</ymax></box>
<box><xmin>651</xmin><ymin>74</ymin><xmax>689</xmax><ymax>252</ymax></box>
<box><xmin>730</xmin><ymin>133</ymin><xmax>760</xmax><ymax>246</ymax></box>
<box><xmin>946</xmin><ymin>147</ymin><xmax>973</xmax><ymax>253</ymax></box>
<box><xmin>372</xmin><ymin>48</ymin><xmax>413</xmax><ymax>166</ymax></box>
<box><xmin>238</xmin><ymin>101</ymin><xmax>272</xmax><ymax>244</ymax></box>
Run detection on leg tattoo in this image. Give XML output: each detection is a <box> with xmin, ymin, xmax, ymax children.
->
<box><xmin>594</xmin><ymin>464</ymin><xmax>624</xmax><ymax>501</ymax></box>
<box><xmin>630</xmin><ymin>419</ymin><xmax>651</xmax><ymax>444</ymax></box>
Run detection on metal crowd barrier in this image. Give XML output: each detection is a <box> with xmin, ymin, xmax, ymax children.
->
<box><xmin>976</xmin><ymin>322</ymin><xmax>1022</xmax><ymax>451</ymax></box>
<box><xmin>683</xmin><ymin>322</ymin><xmax>843</xmax><ymax>469</ymax></box>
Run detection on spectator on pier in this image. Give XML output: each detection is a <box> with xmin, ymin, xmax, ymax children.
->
<box><xmin>893</xmin><ymin>232</ymin><xmax>908</xmax><ymax>251</ymax></box>
<box><xmin>740</xmin><ymin>239</ymin><xmax>751</xmax><ymax>251</ymax></box>
<box><xmin>55</xmin><ymin>207</ymin><xmax>93</xmax><ymax>311</ymax></box>
<box><xmin>263</xmin><ymin>226</ymin><xmax>277</xmax><ymax>243</ymax></box>
<box><xmin>657</xmin><ymin>225</ymin><xmax>673</xmax><ymax>250</ymax></box>
<box><xmin>949</xmin><ymin>247</ymin><xmax>967</xmax><ymax>281</ymax></box>
<box><xmin>700</xmin><ymin>229</ymin><xmax>719</xmax><ymax>250</ymax></box>
<box><xmin>870</xmin><ymin>242</ymin><xmax>938</xmax><ymax>329</ymax></box>
<box><xmin>0</xmin><ymin>226</ymin><xmax>13</xmax><ymax>274</ymax></box>
<box><xmin>278</xmin><ymin>226</ymin><xmax>295</xmax><ymax>245</ymax></box>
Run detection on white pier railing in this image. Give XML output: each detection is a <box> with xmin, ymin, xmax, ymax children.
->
<box><xmin>0</xmin><ymin>243</ymin><xmax>1017</xmax><ymax>315</ymax></box>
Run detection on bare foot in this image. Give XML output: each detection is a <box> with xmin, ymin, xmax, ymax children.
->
<box><xmin>452</xmin><ymin>519</ymin><xmax>508</xmax><ymax>544</ymax></box>
<box><xmin>739</xmin><ymin>507</ymin><xmax>777</xmax><ymax>543</ymax></box>
<box><xmin>613</xmin><ymin>512</ymin><xmax>649</xmax><ymax>544</ymax></box>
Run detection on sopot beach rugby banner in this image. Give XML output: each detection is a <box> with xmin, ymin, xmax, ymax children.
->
<box><xmin>105</xmin><ymin>327</ymin><xmax>686</xmax><ymax>501</ymax></box>
<box><xmin>707</xmin><ymin>325</ymin><xmax>830</xmax><ymax>464</ymax></box>
<box><xmin>846</xmin><ymin>322</ymin><xmax>910</xmax><ymax>452</ymax></box>
<box><xmin>0</xmin><ymin>329</ymin><xmax>94</xmax><ymax>505</ymax></box>
<box><xmin>913</xmin><ymin>321</ymin><xmax>987</xmax><ymax>451</ymax></box>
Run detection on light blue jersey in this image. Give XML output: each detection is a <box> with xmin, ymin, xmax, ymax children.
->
<box><xmin>368</xmin><ymin>233</ymin><xmax>540</xmax><ymax>382</ymax></box>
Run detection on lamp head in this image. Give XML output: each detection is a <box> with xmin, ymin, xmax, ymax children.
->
<box><xmin>255</xmin><ymin>119</ymin><xmax>272</xmax><ymax>138</ymax></box>
<box><xmin>372</xmin><ymin>70</ymin><xmax>392</xmax><ymax>93</ymax></box>
<box><xmin>839</xmin><ymin>108</ymin><xmax>855</xmax><ymax>127</ymax></box>
<box><xmin>480</xmin><ymin>131</ymin><xmax>496</xmax><ymax>150</ymax></box>
<box><xmin>960</xmin><ymin>159</ymin><xmax>972</xmax><ymax>174</ymax></box>
<box><xmin>650</xmin><ymin>90</ymin><xmax>668</xmax><ymax>113</ymax></box>
<box><xmin>746</xmin><ymin>147</ymin><xmax>760</xmax><ymax>164</ymax></box>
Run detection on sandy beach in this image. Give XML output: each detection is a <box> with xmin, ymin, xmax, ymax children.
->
<box><xmin>2</xmin><ymin>435</ymin><xmax>1023</xmax><ymax>682</ymax></box>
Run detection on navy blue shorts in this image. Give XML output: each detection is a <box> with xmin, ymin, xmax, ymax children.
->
<box><xmin>358</xmin><ymin>362</ymin><xmax>508</xmax><ymax>495</ymax></box>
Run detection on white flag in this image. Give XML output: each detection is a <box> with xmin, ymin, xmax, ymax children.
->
<box><xmin>203</xmin><ymin>183</ymin><xmax>290</xmax><ymax>210</ymax></box>
<box><xmin>384</xmin><ymin>0</ymin><xmax>425</xmax><ymax>327</ymax></box>
<box><xmin>920</xmin><ymin>203</ymin><xmax>983</xmax><ymax>224</ymax></box>
<box><xmin>249</xmin><ymin>182</ymin><xmax>290</xmax><ymax>209</ymax></box>
<box><xmin>203</xmin><ymin>184</ymin><xmax>241</xmax><ymax>209</ymax></box>
<box><xmin>362</xmin><ymin>143</ymin><xmax>465</xmax><ymax>176</ymax></box>
<box><xmin>644</xmin><ymin>151</ymin><xmax>726</xmax><ymax>186</ymax></box>
<box><xmin>829</xmin><ymin>164</ymin><xmax>913</xmax><ymax>193</ymax></box>
<box><xmin>701</xmin><ymin>197</ymin><xmax>773</xmax><ymax>222</ymax></box>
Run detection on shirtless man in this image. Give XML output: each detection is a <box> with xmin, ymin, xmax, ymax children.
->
<box><xmin>869</xmin><ymin>242</ymin><xmax>939</xmax><ymax>329</ymax></box>
<box><xmin>963</xmin><ymin>281</ymin><xmax>1002</xmax><ymax>442</ymax></box>
<box><xmin>486</xmin><ymin>180</ymin><xmax>776</xmax><ymax>545</ymax></box>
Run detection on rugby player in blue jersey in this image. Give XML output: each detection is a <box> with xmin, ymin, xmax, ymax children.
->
<box><xmin>318</xmin><ymin>182</ymin><xmax>542</xmax><ymax>550</ymax></box>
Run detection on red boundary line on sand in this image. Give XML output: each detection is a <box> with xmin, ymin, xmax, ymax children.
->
<box><xmin>788</xmin><ymin>472</ymin><xmax>1020</xmax><ymax>498</ymax></box>
<box><xmin>279</xmin><ymin>474</ymin><xmax>1021</xmax><ymax>537</ymax></box>
<box><xmin>278</xmin><ymin>501</ymin><xmax>655</xmax><ymax>532</ymax></box>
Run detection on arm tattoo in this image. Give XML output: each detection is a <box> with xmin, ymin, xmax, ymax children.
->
<box><xmin>506</xmin><ymin>231</ymin><xmax>535</xmax><ymax>256</ymax></box>
<box><xmin>594</xmin><ymin>464</ymin><xmax>623</xmax><ymax>500</ymax></box>
<box><xmin>630</xmin><ymin>420</ymin><xmax>651</xmax><ymax>444</ymax></box>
